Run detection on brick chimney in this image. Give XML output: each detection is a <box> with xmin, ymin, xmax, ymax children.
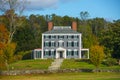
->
<box><xmin>48</xmin><ymin>22</ymin><xmax>53</xmax><ymax>31</ymax></box>
<box><xmin>72</xmin><ymin>21</ymin><xmax>77</xmax><ymax>31</ymax></box>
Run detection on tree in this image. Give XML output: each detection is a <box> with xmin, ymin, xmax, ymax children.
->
<box><xmin>0</xmin><ymin>24</ymin><xmax>9</xmax><ymax>70</ymax></box>
<box><xmin>100</xmin><ymin>20</ymin><xmax>120</xmax><ymax>60</ymax></box>
<box><xmin>80</xmin><ymin>11</ymin><xmax>89</xmax><ymax>24</ymax></box>
<box><xmin>0</xmin><ymin>24</ymin><xmax>9</xmax><ymax>48</ymax></box>
<box><xmin>90</xmin><ymin>45</ymin><xmax>105</xmax><ymax>69</ymax></box>
<box><xmin>0</xmin><ymin>0</ymin><xmax>27</xmax><ymax>43</ymax></box>
<box><xmin>3</xmin><ymin>43</ymin><xmax>16</xmax><ymax>64</ymax></box>
<box><xmin>0</xmin><ymin>0</ymin><xmax>26</xmax><ymax>14</ymax></box>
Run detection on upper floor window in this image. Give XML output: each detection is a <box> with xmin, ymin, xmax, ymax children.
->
<box><xmin>74</xmin><ymin>35</ymin><xmax>79</xmax><ymax>39</ymax></box>
<box><xmin>51</xmin><ymin>41</ymin><xmax>55</xmax><ymax>47</ymax></box>
<box><xmin>67</xmin><ymin>41</ymin><xmax>72</xmax><ymax>47</ymax></box>
<box><xmin>67</xmin><ymin>35</ymin><xmax>79</xmax><ymax>39</ymax></box>
<box><xmin>58</xmin><ymin>40</ymin><xmax>64</xmax><ymax>47</ymax></box>
<box><xmin>74</xmin><ymin>41</ymin><xmax>79</xmax><ymax>47</ymax></box>
<box><xmin>67</xmin><ymin>35</ymin><xmax>72</xmax><ymax>39</ymax></box>
<box><xmin>44</xmin><ymin>35</ymin><xmax>49</xmax><ymax>39</ymax></box>
<box><xmin>58</xmin><ymin>35</ymin><xmax>64</xmax><ymax>39</ymax></box>
<box><xmin>51</xmin><ymin>35</ymin><xmax>56</xmax><ymax>39</ymax></box>
<box><xmin>44</xmin><ymin>41</ymin><xmax>49</xmax><ymax>47</ymax></box>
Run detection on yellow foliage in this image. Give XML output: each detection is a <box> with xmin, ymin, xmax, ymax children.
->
<box><xmin>3</xmin><ymin>43</ymin><xmax>16</xmax><ymax>64</ymax></box>
<box><xmin>90</xmin><ymin>45</ymin><xmax>105</xmax><ymax>68</ymax></box>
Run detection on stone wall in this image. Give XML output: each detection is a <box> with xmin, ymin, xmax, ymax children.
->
<box><xmin>1</xmin><ymin>69</ymin><xmax>120</xmax><ymax>75</ymax></box>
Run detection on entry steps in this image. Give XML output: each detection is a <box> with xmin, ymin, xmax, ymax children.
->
<box><xmin>48</xmin><ymin>59</ymin><xmax>63</xmax><ymax>71</ymax></box>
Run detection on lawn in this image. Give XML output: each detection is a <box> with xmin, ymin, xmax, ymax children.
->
<box><xmin>61</xmin><ymin>59</ymin><xmax>120</xmax><ymax>70</ymax></box>
<box><xmin>0</xmin><ymin>72</ymin><xmax>120</xmax><ymax>80</ymax></box>
<box><xmin>9</xmin><ymin>59</ymin><xmax>53</xmax><ymax>70</ymax></box>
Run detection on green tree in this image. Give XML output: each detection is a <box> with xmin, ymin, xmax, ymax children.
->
<box><xmin>100</xmin><ymin>20</ymin><xmax>120</xmax><ymax>60</ymax></box>
<box><xmin>90</xmin><ymin>45</ymin><xmax>105</xmax><ymax>69</ymax></box>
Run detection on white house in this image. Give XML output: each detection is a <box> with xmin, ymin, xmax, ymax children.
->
<box><xmin>32</xmin><ymin>22</ymin><xmax>89</xmax><ymax>59</ymax></box>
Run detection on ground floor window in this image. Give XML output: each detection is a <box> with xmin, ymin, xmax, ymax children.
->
<box><xmin>32</xmin><ymin>50</ymin><xmax>42</xmax><ymax>59</ymax></box>
<box><xmin>44</xmin><ymin>50</ymin><xmax>56</xmax><ymax>58</ymax></box>
<box><xmin>67</xmin><ymin>49</ymin><xmax>78</xmax><ymax>56</ymax></box>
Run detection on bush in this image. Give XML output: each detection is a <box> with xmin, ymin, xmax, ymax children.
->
<box><xmin>16</xmin><ymin>51</ymin><xmax>32</xmax><ymax>60</ymax></box>
<box><xmin>75</xmin><ymin>59</ymin><xmax>91</xmax><ymax>63</ymax></box>
<box><xmin>102</xmin><ymin>58</ymin><xmax>117</xmax><ymax>66</ymax></box>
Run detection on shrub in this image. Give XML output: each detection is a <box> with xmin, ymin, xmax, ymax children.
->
<box><xmin>102</xmin><ymin>58</ymin><xmax>117</xmax><ymax>66</ymax></box>
<box><xmin>75</xmin><ymin>59</ymin><xmax>91</xmax><ymax>63</ymax></box>
<box><xmin>17</xmin><ymin>51</ymin><xmax>32</xmax><ymax>60</ymax></box>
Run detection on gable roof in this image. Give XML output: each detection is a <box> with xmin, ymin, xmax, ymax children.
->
<box><xmin>43</xmin><ymin>26</ymin><xmax>80</xmax><ymax>34</ymax></box>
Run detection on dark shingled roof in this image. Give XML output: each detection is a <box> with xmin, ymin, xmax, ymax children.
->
<box><xmin>43</xmin><ymin>26</ymin><xmax>80</xmax><ymax>34</ymax></box>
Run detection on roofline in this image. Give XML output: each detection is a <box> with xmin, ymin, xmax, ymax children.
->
<box><xmin>42</xmin><ymin>33</ymin><xmax>81</xmax><ymax>35</ymax></box>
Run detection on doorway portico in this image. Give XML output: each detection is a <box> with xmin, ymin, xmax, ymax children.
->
<box><xmin>56</xmin><ymin>47</ymin><xmax>66</xmax><ymax>59</ymax></box>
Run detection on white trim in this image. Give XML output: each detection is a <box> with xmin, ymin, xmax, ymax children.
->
<box><xmin>45</xmin><ymin>41</ymin><xmax>49</xmax><ymax>42</ymax></box>
<box><xmin>51</xmin><ymin>41</ymin><xmax>55</xmax><ymax>42</ymax></box>
<box><xmin>56</xmin><ymin>47</ymin><xmax>66</xmax><ymax>59</ymax></box>
<box><xmin>74</xmin><ymin>49</ymin><xmax>77</xmax><ymax>51</ymax></box>
<box><xmin>42</xmin><ymin>34</ymin><xmax>44</xmax><ymax>59</ymax></box>
<box><xmin>51</xmin><ymin>49</ymin><xmax>54</xmax><ymax>51</ymax></box>
<box><xmin>45</xmin><ymin>49</ymin><xmax>49</xmax><ymax>51</ymax></box>
<box><xmin>58</xmin><ymin>40</ymin><xmax>64</xmax><ymax>42</ymax></box>
<box><xmin>43</xmin><ymin>34</ymin><xmax>80</xmax><ymax>36</ymax></box>
<box><xmin>34</xmin><ymin>49</ymin><xmax>42</xmax><ymax>51</ymax></box>
<box><xmin>68</xmin><ymin>49</ymin><xmax>72</xmax><ymax>51</ymax></box>
<box><xmin>79</xmin><ymin>34</ymin><xmax>81</xmax><ymax>59</ymax></box>
<box><xmin>81</xmin><ymin>48</ymin><xmax>89</xmax><ymax>59</ymax></box>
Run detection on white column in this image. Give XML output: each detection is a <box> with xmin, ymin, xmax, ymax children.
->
<box><xmin>79</xmin><ymin>34</ymin><xmax>82</xmax><ymax>59</ymax></box>
<box><xmin>56</xmin><ymin>50</ymin><xmax>58</xmax><ymax>59</ymax></box>
<box><xmin>79</xmin><ymin>51</ymin><xmax>81</xmax><ymax>59</ymax></box>
<box><xmin>41</xmin><ymin>34</ymin><xmax>44</xmax><ymax>59</ymax></box>
<box><xmin>34</xmin><ymin>51</ymin><xmax>36</xmax><ymax>59</ymax></box>
<box><xmin>88</xmin><ymin>49</ymin><xmax>89</xmax><ymax>59</ymax></box>
<box><xmin>64</xmin><ymin>50</ymin><xmax>66</xmax><ymax>59</ymax></box>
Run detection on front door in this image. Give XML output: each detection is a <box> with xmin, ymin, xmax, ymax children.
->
<box><xmin>59</xmin><ymin>51</ymin><xmax>63</xmax><ymax>58</ymax></box>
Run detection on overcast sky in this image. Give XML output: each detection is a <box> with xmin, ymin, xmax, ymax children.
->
<box><xmin>24</xmin><ymin>0</ymin><xmax>120</xmax><ymax>21</ymax></box>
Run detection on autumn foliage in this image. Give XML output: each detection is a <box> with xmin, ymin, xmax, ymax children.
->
<box><xmin>0</xmin><ymin>24</ymin><xmax>9</xmax><ymax>49</ymax></box>
<box><xmin>0</xmin><ymin>24</ymin><xmax>16</xmax><ymax>70</ymax></box>
<box><xmin>90</xmin><ymin>45</ymin><xmax>105</xmax><ymax>68</ymax></box>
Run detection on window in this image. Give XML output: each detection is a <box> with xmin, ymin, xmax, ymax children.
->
<box><xmin>44</xmin><ymin>41</ymin><xmax>49</xmax><ymax>47</ymax></box>
<box><xmin>44</xmin><ymin>35</ymin><xmax>49</xmax><ymax>39</ymax></box>
<box><xmin>51</xmin><ymin>41</ymin><xmax>55</xmax><ymax>47</ymax></box>
<box><xmin>36</xmin><ymin>51</ymin><xmax>41</xmax><ymax>58</ymax></box>
<box><xmin>74</xmin><ymin>41</ymin><xmax>78</xmax><ymax>47</ymax></box>
<box><xmin>67</xmin><ymin>41</ymin><xmax>72</xmax><ymax>47</ymax></box>
<box><xmin>74</xmin><ymin>49</ymin><xmax>78</xmax><ymax>56</ymax></box>
<box><xmin>74</xmin><ymin>35</ymin><xmax>79</xmax><ymax>39</ymax></box>
<box><xmin>44</xmin><ymin>50</ymin><xmax>49</xmax><ymax>56</ymax></box>
<box><xmin>51</xmin><ymin>35</ymin><xmax>56</xmax><ymax>39</ymax></box>
<box><xmin>51</xmin><ymin>49</ymin><xmax>55</xmax><ymax>56</ymax></box>
<box><xmin>67</xmin><ymin>35</ymin><xmax>71</xmax><ymax>39</ymax></box>
<box><xmin>59</xmin><ymin>42</ymin><xmax>64</xmax><ymax>46</ymax></box>
<box><xmin>58</xmin><ymin>35</ymin><xmax>64</xmax><ymax>39</ymax></box>
<box><xmin>67</xmin><ymin>49</ymin><xmax>72</xmax><ymax>56</ymax></box>
<box><xmin>58</xmin><ymin>40</ymin><xmax>64</xmax><ymax>47</ymax></box>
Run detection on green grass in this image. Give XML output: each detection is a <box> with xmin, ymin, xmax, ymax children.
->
<box><xmin>9</xmin><ymin>59</ymin><xmax>53</xmax><ymax>70</ymax></box>
<box><xmin>61</xmin><ymin>59</ymin><xmax>120</xmax><ymax>70</ymax></box>
<box><xmin>0</xmin><ymin>72</ymin><xmax>120</xmax><ymax>80</ymax></box>
<box><xmin>9</xmin><ymin>59</ymin><xmax>120</xmax><ymax>70</ymax></box>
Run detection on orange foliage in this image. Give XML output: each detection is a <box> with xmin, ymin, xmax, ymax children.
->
<box><xmin>0</xmin><ymin>24</ymin><xmax>9</xmax><ymax>49</ymax></box>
